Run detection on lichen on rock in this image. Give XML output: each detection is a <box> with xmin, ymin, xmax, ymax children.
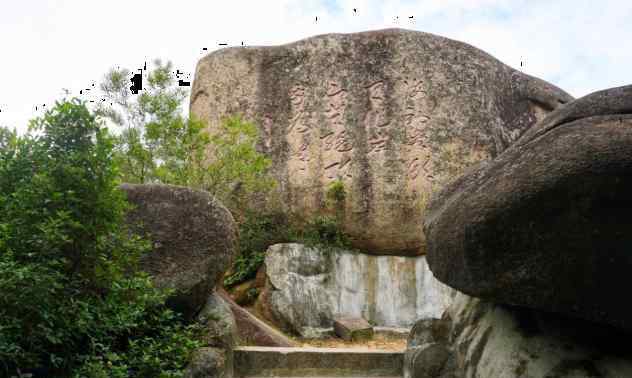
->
<box><xmin>121</xmin><ymin>183</ymin><xmax>238</xmax><ymax>319</ymax></box>
<box><xmin>191</xmin><ymin>28</ymin><xmax>572</xmax><ymax>256</ymax></box>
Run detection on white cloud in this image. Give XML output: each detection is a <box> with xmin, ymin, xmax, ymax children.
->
<box><xmin>1</xmin><ymin>0</ymin><xmax>631</xmax><ymax>132</ymax></box>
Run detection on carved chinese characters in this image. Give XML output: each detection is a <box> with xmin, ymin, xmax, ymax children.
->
<box><xmin>287</xmin><ymin>85</ymin><xmax>310</xmax><ymax>178</ymax></box>
<box><xmin>261</xmin><ymin>114</ymin><xmax>273</xmax><ymax>151</ymax></box>
<box><xmin>322</xmin><ymin>81</ymin><xmax>353</xmax><ymax>183</ymax></box>
<box><xmin>365</xmin><ymin>81</ymin><xmax>390</xmax><ymax>155</ymax></box>
<box><xmin>191</xmin><ymin>29</ymin><xmax>573</xmax><ymax>255</ymax></box>
<box><xmin>402</xmin><ymin>78</ymin><xmax>434</xmax><ymax>193</ymax></box>
<box><xmin>284</xmin><ymin>78</ymin><xmax>436</xmax><ymax>196</ymax></box>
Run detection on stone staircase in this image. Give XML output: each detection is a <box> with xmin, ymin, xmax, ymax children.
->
<box><xmin>234</xmin><ymin>346</ymin><xmax>403</xmax><ymax>377</ymax></box>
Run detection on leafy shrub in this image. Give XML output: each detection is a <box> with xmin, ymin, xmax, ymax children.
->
<box><xmin>325</xmin><ymin>180</ymin><xmax>346</xmax><ymax>207</ymax></box>
<box><xmin>299</xmin><ymin>215</ymin><xmax>351</xmax><ymax>250</ymax></box>
<box><xmin>0</xmin><ymin>99</ymin><xmax>200</xmax><ymax>377</ymax></box>
<box><xmin>201</xmin><ymin>115</ymin><xmax>275</xmax><ymax>218</ymax></box>
<box><xmin>224</xmin><ymin>211</ymin><xmax>289</xmax><ymax>287</ymax></box>
<box><xmin>98</xmin><ymin>61</ymin><xmax>275</xmax><ymax>219</ymax></box>
<box><xmin>224</xmin><ymin>211</ymin><xmax>352</xmax><ymax>288</ymax></box>
<box><xmin>224</xmin><ymin>250</ymin><xmax>265</xmax><ymax>288</ymax></box>
<box><xmin>100</xmin><ymin>62</ymin><xmax>277</xmax><ymax>292</ymax></box>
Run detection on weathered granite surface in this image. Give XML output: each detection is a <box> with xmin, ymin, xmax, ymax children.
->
<box><xmin>257</xmin><ymin>243</ymin><xmax>453</xmax><ymax>337</ymax></box>
<box><xmin>333</xmin><ymin>317</ymin><xmax>374</xmax><ymax>341</ymax></box>
<box><xmin>121</xmin><ymin>183</ymin><xmax>237</xmax><ymax>319</ymax></box>
<box><xmin>404</xmin><ymin>318</ymin><xmax>455</xmax><ymax>378</ymax></box>
<box><xmin>197</xmin><ymin>291</ymin><xmax>239</xmax><ymax>350</ymax></box>
<box><xmin>217</xmin><ymin>288</ymin><xmax>296</xmax><ymax>348</ymax></box>
<box><xmin>405</xmin><ymin>293</ymin><xmax>632</xmax><ymax>378</ymax></box>
<box><xmin>191</xmin><ymin>28</ymin><xmax>572</xmax><ymax>255</ymax></box>
<box><xmin>184</xmin><ymin>347</ymin><xmax>230</xmax><ymax>378</ymax></box>
<box><xmin>424</xmin><ymin>85</ymin><xmax>632</xmax><ymax>330</ymax></box>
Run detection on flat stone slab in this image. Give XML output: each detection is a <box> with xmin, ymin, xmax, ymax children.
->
<box><xmin>234</xmin><ymin>346</ymin><xmax>403</xmax><ymax>377</ymax></box>
<box><xmin>334</xmin><ymin>317</ymin><xmax>374</xmax><ymax>341</ymax></box>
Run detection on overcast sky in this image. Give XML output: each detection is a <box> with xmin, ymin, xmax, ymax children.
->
<box><xmin>1</xmin><ymin>0</ymin><xmax>631</xmax><ymax>132</ymax></box>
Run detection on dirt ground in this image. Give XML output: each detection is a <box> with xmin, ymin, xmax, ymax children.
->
<box><xmin>242</xmin><ymin>304</ymin><xmax>408</xmax><ymax>351</ymax></box>
<box><xmin>298</xmin><ymin>334</ymin><xmax>407</xmax><ymax>351</ymax></box>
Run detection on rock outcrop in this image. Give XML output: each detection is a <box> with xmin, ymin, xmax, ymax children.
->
<box><xmin>122</xmin><ymin>184</ymin><xmax>239</xmax><ymax>377</ymax></box>
<box><xmin>184</xmin><ymin>347</ymin><xmax>231</xmax><ymax>378</ymax></box>
<box><xmin>258</xmin><ymin>243</ymin><xmax>453</xmax><ymax>336</ymax></box>
<box><xmin>191</xmin><ymin>28</ymin><xmax>572</xmax><ymax>256</ymax></box>
<box><xmin>227</xmin><ymin>266</ymin><xmax>266</xmax><ymax>306</ymax></box>
<box><xmin>122</xmin><ymin>183</ymin><xmax>238</xmax><ymax>318</ymax></box>
<box><xmin>404</xmin><ymin>318</ymin><xmax>455</xmax><ymax>378</ymax></box>
<box><xmin>197</xmin><ymin>292</ymin><xmax>239</xmax><ymax>350</ymax></box>
<box><xmin>218</xmin><ymin>289</ymin><xmax>296</xmax><ymax>347</ymax></box>
<box><xmin>424</xmin><ymin>85</ymin><xmax>632</xmax><ymax>330</ymax></box>
<box><xmin>405</xmin><ymin>293</ymin><xmax>632</xmax><ymax>378</ymax></box>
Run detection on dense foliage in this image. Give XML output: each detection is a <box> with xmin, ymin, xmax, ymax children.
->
<box><xmin>224</xmin><ymin>212</ymin><xmax>351</xmax><ymax>288</ymax></box>
<box><xmin>0</xmin><ymin>100</ymin><xmax>200</xmax><ymax>377</ymax></box>
<box><xmin>99</xmin><ymin>60</ymin><xmax>205</xmax><ymax>186</ymax></box>
<box><xmin>98</xmin><ymin>60</ymin><xmax>274</xmax><ymax>217</ymax></box>
<box><xmin>97</xmin><ymin>59</ymin><xmax>349</xmax><ymax>291</ymax></box>
<box><xmin>224</xmin><ymin>180</ymin><xmax>351</xmax><ymax>287</ymax></box>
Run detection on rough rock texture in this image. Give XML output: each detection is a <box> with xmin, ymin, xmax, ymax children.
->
<box><xmin>217</xmin><ymin>289</ymin><xmax>296</xmax><ymax>347</ymax></box>
<box><xmin>191</xmin><ymin>28</ymin><xmax>572</xmax><ymax>256</ymax></box>
<box><xmin>424</xmin><ymin>85</ymin><xmax>632</xmax><ymax>330</ymax></box>
<box><xmin>228</xmin><ymin>274</ymin><xmax>265</xmax><ymax>306</ymax></box>
<box><xmin>227</xmin><ymin>279</ymin><xmax>257</xmax><ymax>306</ymax></box>
<box><xmin>121</xmin><ymin>183</ymin><xmax>237</xmax><ymax>318</ymax></box>
<box><xmin>183</xmin><ymin>347</ymin><xmax>230</xmax><ymax>378</ymax></box>
<box><xmin>333</xmin><ymin>317</ymin><xmax>374</xmax><ymax>341</ymax></box>
<box><xmin>404</xmin><ymin>343</ymin><xmax>454</xmax><ymax>378</ymax></box>
<box><xmin>408</xmin><ymin>292</ymin><xmax>632</xmax><ymax>378</ymax></box>
<box><xmin>407</xmin><ymin>318</ymin><xmax>451</xmax><ymax>349</ymax></box>
<box><xmin>404</xmin><ymin>318</ymin><xmax>455</xmax><ymax>378</ymax></box>
<box><xmin>197</xmin><ymin>291</ymin><xmax>239</xmax><ymax>349</ymax></box>
<box><xmin>258</xmin><ymin>243</ymin><xmax>453</xmax><ymax>336</ymax></box>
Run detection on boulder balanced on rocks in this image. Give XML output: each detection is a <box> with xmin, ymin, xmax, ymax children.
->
<box><xmin>424</xmin><ymin>85</ymin><xmax>632</xmax><ymax>330</ymax></box>
<box><xmin>191</xmin><ymin>28</ymin><xmax>571</xmax><ymax>256</ymax></box>
<box><xmin>121</xmin><ymin>183</ymin><xmax>237</xmax><ymax>319</ymax></box>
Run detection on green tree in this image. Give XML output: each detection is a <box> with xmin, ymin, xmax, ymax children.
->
<box><xmin>200</xmin><ymin>115</ymin><xmax>275</xmax><ymax>216</ymax></box>
<box><xmin>98</xmin><ymin>60</ymin><xmax>274</xmax><ymax>216</ymax></box>
<box><xmin>98</xmin><ymin>60</ymin><xmax>192</xmax><ymax>184</ymax></box>
<box><xmin>0</xmin><ymin>99</ymin><xmax>200</xmax><ymax>377</ymax></box>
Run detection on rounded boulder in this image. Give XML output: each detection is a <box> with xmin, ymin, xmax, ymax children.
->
<box><xmin>425</xmin><ymin>85</ymin><xmax>632</xmax><ymax>330</ymax></box>
<box><xmin>122</xmin><ymin>183</ymin><xmax>237</xmax><ymax>318</ymax></box>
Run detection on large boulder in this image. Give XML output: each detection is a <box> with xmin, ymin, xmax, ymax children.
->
<box><xmin>121</xmin><ymin>183</ymin><xmax>237</xmax><ymax>318</ymax></box>
<box><xmin>191</xmin><ymin>28</ymin><xmax>572</xmax><ymax>256</ymax></box>
<box><xmin>405</xmin><ymin>292</ymin><xmax>632</xmax><ymax>378</ymax></box>
<box><xmin>258</xmin><ymin>243</ymin><xmax>453</xmax><ymax>336</ymax></box>
<box><xmin>424</xmin><ymin>85</ymin><xmax>632</xmax><ymax>330</ymax></box>
<box><xmin>259</xmin><ymin>244</ymin><xmax>333</xmax><ymax>337</ymax></box>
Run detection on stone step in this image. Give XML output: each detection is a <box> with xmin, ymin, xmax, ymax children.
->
<box><xmin>234</xmin><ymin>346</ymin><xmax>403</xmax><ymax>377</ymax></box>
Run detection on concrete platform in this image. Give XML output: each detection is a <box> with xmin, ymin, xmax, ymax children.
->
<box><xmin>234</xmin><ymin>346</ymin><xmax>403</xmax><ymax>377</ymax></box>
